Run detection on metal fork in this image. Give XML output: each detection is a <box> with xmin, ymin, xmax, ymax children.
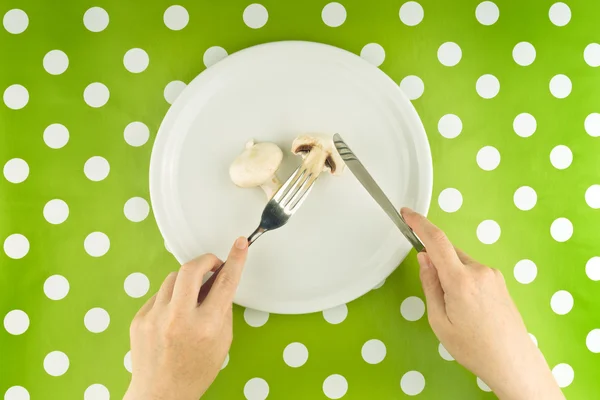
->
<box><xmin>197</xmin><ymin>165</ymin><xmax>317</xmax><ymax>303</ymax></box>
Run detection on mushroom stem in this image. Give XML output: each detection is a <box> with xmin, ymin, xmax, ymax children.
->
<box><xmin>260</xmin><ymin>175</ymin><xmax>282</xmax><ymax>199</ymax></box>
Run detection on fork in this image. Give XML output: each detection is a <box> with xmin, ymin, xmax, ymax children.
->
<box><xmin>197</xmin><ymin>164</ymin><xmax>317</xmax><ymax>303</ymax></box>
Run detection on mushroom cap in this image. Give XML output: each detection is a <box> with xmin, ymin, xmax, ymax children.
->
<box><xmin>291</xmin><ymin>134</ymin><xmax>345</xmax><ymax>176</ymax></box>
<box><xmin>229</xmin><ymin>141</ymin><xmax>283</xmax><ymax>188</ymax></box>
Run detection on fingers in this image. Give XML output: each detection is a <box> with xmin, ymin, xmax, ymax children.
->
<box><xmin>204</xmin><ymin>237</ymin><xmax>249</xmax><ymax>312</ymax></box>
<box><xmin>401</xmin><ymin>208</ymin><xmax>463</xmax><ymax>281</ymax></box>
<box><xmin>417</xmin><ymin>252</ymin><xmax>449</xmax><ymax>327</ymax></box>
<box><xmin>172</xmin><ymin>254</ymin><xmax>222</xmax><ymax>307</ymax></box>
<box><xmin>455</xmin><ymin>247</ymin><xmax>476</xmax><ymax>265</ymax></box>
<box><xmin>135</xmin><ymin>293</ymin><xmax>157</xmax><ymax>318</ymax></box>
<box><xmin>155</xmin><ymin>271</ymin><xmax>178</xmax><ymax>305</ymax></box>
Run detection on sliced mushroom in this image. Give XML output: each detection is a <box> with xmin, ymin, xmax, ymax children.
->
<box><xmin>229</xmin><ymin>140</ymin><xmax>283</xmax><ymax>199</ymax></box>
<box><xmin>291</xmin><ymin>134</ymin><xmax>345</xmax><ymax>177</ymax></box>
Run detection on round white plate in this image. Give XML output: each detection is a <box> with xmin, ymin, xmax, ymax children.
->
<box><xmin>150</xmin><ymin>41</ymin><xmax>432</xmax><ymax>314</ymax></box>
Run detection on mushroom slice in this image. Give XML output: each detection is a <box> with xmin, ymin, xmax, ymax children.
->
<box><xmin>291</xmin><ymin>134</ymin><xmax>346</xmax><ymax>177</ymax></box>
<box><xmin>229</xmin><ymin>140</ymin><xmax>283</xmax><ymax>199</ymax></box>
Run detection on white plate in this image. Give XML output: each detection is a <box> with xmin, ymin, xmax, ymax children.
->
<box><xmin>150</xmin><ymin>41</ymin><xmax>432</xmax><ymax>314</ymax></box>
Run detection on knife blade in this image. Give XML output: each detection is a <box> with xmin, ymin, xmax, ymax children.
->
<box><xmin>333</xmin><ymin>133</ymin><xmax>425</xmax><ymax>252</ymax></box>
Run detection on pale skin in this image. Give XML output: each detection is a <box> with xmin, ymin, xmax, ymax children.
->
<box><xmin>125</xmin><ymin>210</ymin><xmax>564</xmax><ymax>400</ymax></box>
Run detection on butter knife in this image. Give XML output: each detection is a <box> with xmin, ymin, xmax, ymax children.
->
<box><xmin>333</xmin><ymin>133</ymin><xmax>425</xmax><ymax>252</ymax></box>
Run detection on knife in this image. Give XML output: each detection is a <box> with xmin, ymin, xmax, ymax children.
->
<box><xmin>333</xmin><ymin>133</ymin><xmax>425</xmax><ymax>252</ymax></box>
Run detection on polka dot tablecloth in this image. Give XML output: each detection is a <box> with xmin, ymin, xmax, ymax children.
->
<box><xmin>2</xmin><ymin>0</ymin><xmax>600</xmax><ymax>399</ymax></box>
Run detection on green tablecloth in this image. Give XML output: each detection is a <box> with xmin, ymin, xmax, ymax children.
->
<box><xmin>2</xmin><ymin>0</ymin><xmax>599</xmax><ymax>399</ymax></box>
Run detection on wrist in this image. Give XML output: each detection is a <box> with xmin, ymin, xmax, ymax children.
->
<box><xmin>125</xmin><ymin>379</ymin><xmax>200</xmax><ymax>400</ymax></box>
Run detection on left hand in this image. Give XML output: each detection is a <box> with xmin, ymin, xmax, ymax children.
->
<box><xmin>124</xmin><ymin>237</ymin><xmax>249</xmax><ymax>400</ymax></box>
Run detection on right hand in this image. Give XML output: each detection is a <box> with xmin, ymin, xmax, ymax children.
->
<box><xmin>401</xmin><ymin>208</ymin><xmax>564</xmax><ymax>400</ymax></box>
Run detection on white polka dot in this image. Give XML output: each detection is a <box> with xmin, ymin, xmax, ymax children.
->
<box><xmin>3</xmin><ymin>84</ymin><xmax>29</xmax><ymax>110</ymax></box>
<box><xmin>321</xmin><ymin>2</ymin><xmax>346</xmax><ymax>27</ymax></box>
<box><xmin>550</xmin><ymin>145</ymin><xmax>573</xmax><ymax>170</ymax></box>
<box><xmin>84</xmin><ymin>384</ymin><xmax>109</xmax><ymax>400</ymax></box>
<box><xmin>221</xmin><ymin>353</ymin><xmax>229</xmax><ymax>370</ymax></box>
<box><xmin>529</xmin><ymin>333</ymin><xmax>538</xmax><ymax>347</ymax></box>
<box><xmin>163</xmin><ymin>5</ymin><xmax>189</xmax><ymax>30</ymax></box>
<box><xmin>399</xmin><ymin>76</ymin><xmax>424</xmax><ymax>100</ymax></box>
<box><xmin>203</xmin><ymin>46</ymin><xmax>228</xmax><ymax>68</ymax></box>
<box><xmin>244</xmin><ymin>378</ymin><xmax>269</xmax><ymax>400</ymax></box>
<box><xmin>477</xmin><ymin>220</ymin><xmax>501</xmax><ymax>244</ymax></box>
<box><xmin>372</xmin><ymin>279</ymin><xmax>386</xmax><ymax>289</ymax></box>
<box><xmin>124</xmin><ymin>272</ymin><xmax>150</xmax><ymax>298</ymax></box>
<box><xmin>283</xmin><ymin>342</ymin><xmax>309</xmax><ymax>367</ymax></box>
<box><xmin>323</xmin><ymin>304</ymin><xmax>348</xmax><ymax>324</ymax></box>
<box><xmin>124</xmin><ymin>351</ymin><xmax>132</xmax><ymax>372</ymax></box>
<box><xmin>400</xmin><ymin>296</ymin><xmax>425</xmax><ymax>321</ymax></box>
<box><xmin>399</xmin><ymin>2</ymin><xmax>424</xmax><ymax>26</ymax></box>
<box><xmin>4</xmin><ymin>386</ymin><xmax>29</xmax><ymax>400</ymax></box>
<box><xmin>43</xmin><ymin>50</ymin><xmax>69</xmax><ymax>75</ymax></box>
<box><xmin>4</xmin><ymin>310</ymin><xmax>29</xmax><ymax>335</ymax></box>
<box><xmin>438</xmin><ymin>114</ymin><xmax>462</xmax><ymax>139</ymax></box>
<box><xmin>585</xmin><ymin>113</ymin><xmax>600</xmax><ymax>137</ymax></box>
<box><xmin>124</xmin><ymin>197</ymin><xmax>150</xmax><ymax>222</ymax></box>
<box><xmin>44</xmin><ymin>275</ymin><xmax>70</xmax><ymax>300</ymax></box>
<box><xmin>361</xmin><ymin>339</ymin><xmax>386</xmax><ymax>364</ymax></box>
<box><xmin>84</xmin><ymin>307</ymin><xmax>110</xmax><ymax>333</ymax></box>
<box><xmin>84</xmin><ymin>156</ymin><xmax>110</xmax><ymax>181</ymax></box>
<box><xmin>550</xmin><ymin>218</ymin><xmax>573</xmax><ymax>242</ymax></box>
<box><xmin>549</xmin><ymin>74</ymin><xmax>572</xmax><ymax>98</ymax></box>
<box><xmin>551</xmin><ymin>290</ymin><xmax>574</xmax><ymax>315</ymax></box>
<box><xmin>244</xmin><ymin>308</ymin><xmax>269</xmax><ymax>327</ymax></box>
<box><xmin>84</xmin><ymin>232</ymin><xmax>110</xmax><ymax>257</ymax></box>
<box><xmin>84</xmin><ymin>82</ymin><xmax>109</xmax><ymax>108</ymax></box>
<box><xmin>3</xmin><ymin>9</ymin><xmax>28</xmax><ymax>34</ymax></box>
<box><xmin>513</xmin><ymin>113</ymin><xmax>536</xmax><ymax>137</ymax></box>
<box><xmin>586</xmin><ymin>257</ymin><xmax>600</xmax><ymax>281</ymax></box>
<box><xmin>360</xmin><ymin>43</ymin><xmax>385</xmax><ymax>67</ymax></box>
<box><xmin>437</xmin><ymin>42</ymin><xmax>462</xmax><ymax>67</ymax></box>
<box><xmin>584</xmin><ymin>43</ymin><xmax>600</xmax><ymax>67</ymax></box>
<box><xmin>476</xmin><ymin>146</ymin><xmax>500</xmax><ymax>171</ymax></box>
<box><xmin>3</xmin><ymin>158</ymin><xmax>29</xmax><ymax>183</ymax></box>
<box><xmin>123</xmin><ymin>48</ymin><xmax>149</xmax><ymax>73</ymax></box>
<box><xmin>323</xmin><ymin>374</ymin><xmax>348</xmax><ymax>399</ymax></box>
<box><xmin>124</xmin><ymin>122</ymin><xmax>149</xmax><ymax>147</ymax></box>
<box><xmin>475</xmin><ymin>1</ymin><xmax>499</xmax><ymax>25</ymax></box>
<box><xmin>586</xmin><ymin>329</ymin><xmax>600</xmax><ymax>353</ymax></box>
<box><xmin>476</xmin><ymin>377</ymin><xmax>492</xmax><ymax>392</ymax></box>
<box><xmin>401</xmin><ymin>371</ymin><xmax>425</xmax><ymax>395</ymax></box>
<box><xmin>43</xmin><ymin>351</ymin><xmax>69</xmax><ymax>376</ymax></box>
<box><xmin>549</xmin><ymin>3</ymin><xmax>570</xmax><ymax>26</ymax></box>
<box><xmin>552</xmin><ymin>363</ymin><xmax>574</xmax><ymax>388</ymax></box>
<box><xmin>438</xmin><ymin>188</ymin><xmax>463</xmax><ymax>213</ymax></box>
<box><xmin>43</xmin><ymin>124</ymin><xmax>69</xmax><ymax>149</ymax></box>
<box><xmin>43</xmin><ymin>199</ymin><xmax>69</xmax><ymax>224</ymax></box>
<box><xmin>164</xmin><ymin>80</ymin><xmax>187</xmax><ymax>104</ymax></box>
<box><xmin>243</xmin><ymin>4</ymin><xmax>268</xmax><ymax>29</ymax></box>
<box><xmin>513</xmin><ymin>186</ymin><xmax>537</xmax><ymax>211</ymax></box>
<box><xmin>3</xmin><ymin>234</ymin><xmax>29</xmax><ymax>259</ymax></box>
<box><xmin>512</xmin><ymin>42</ymin><xmax>536</xmax><ymax>66</ymax></box>
<box><xmin>83</xmin><ymin>7</ymin><xmax>109</xmax><ymax>32</ymax></box>
<box><xmin>585</xmin><ymin>185</ymin><xmax>600</xmax><ymax>209</ymax></box>
<box><xmin>476</xmin><ymin>74</ymin><xmax>500</xmax><ymax>99</ymax></box>
<box><xmin>514</xmin><ymin>260</ymin><xmax>537</xmax><ymax>284</ymax></box>
<box><xmin>438</xmin><ymin>343</ymin><xmax>454</xmax><ymax>361</ymax></box>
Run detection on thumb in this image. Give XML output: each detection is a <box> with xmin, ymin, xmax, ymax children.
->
<box><xmin>417</xmin><ymin>252</ymin><xmax>448</xmax><ymax>327</ymax></box>
<box><xmin>203</xmin><ymin>237</ymin><xmax>249</xmax><ymax>311</ymax></box>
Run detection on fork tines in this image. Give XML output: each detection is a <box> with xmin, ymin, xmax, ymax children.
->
<box><xmin>273</xmin><ymin>166</ymin><xmax>317</xmax><ymax>213</ymax></box>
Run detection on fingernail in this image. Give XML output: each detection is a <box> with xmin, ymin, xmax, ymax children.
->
<box><xmin>417</xmin><ymin>252</ymin><xmax>430</xmax><ymax>269</ymax></box>
<box><xmin>401</xmin><ymin>207</ymin><xmax>415</xmax><ymax>218</ymax></box>
<box><xmin>235</xmin><ymin>237</ymin><xmax>248</xmax><ymax>250</ymax></box>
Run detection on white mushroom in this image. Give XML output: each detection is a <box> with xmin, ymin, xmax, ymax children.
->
<box><xmin>229</xmin><ymin>140</ymin><xmax>283</xmax><ymax>199</ymax></box>
<box><xmin>291</xmin><ymin>134</ymin><xmax>345</xmax><ymax>178</ymax></box>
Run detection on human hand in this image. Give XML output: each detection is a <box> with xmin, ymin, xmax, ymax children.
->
<box><xmin>124</xmin><ymin>237</ymin><xmax>249</xmax><ymax>400</ymax></box>
<box><xmin>401</xmin><ymin>208</ymin><xmax>564</xmax><ymax>400</ymax></box>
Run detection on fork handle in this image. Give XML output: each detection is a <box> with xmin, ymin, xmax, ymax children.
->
<box><xmin>197</xmin><ymin>227</ymin><xmax>267</xmax><ymax>304</ymax></box>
